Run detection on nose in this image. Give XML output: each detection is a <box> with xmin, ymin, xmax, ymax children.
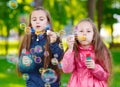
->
<box><xmin>83</xmin><ymin>32</ymin><xmax>86</xmax><ymax>35</ymax></box>
<box><xmin>36</xmin><ymin>21</ymin><xmax>39</xmax><ymax>24</ymax></box>
<box><xmin>36</xmin><ymin>20</ymin><xmax>40</xmax><ymax>24</ymax></box>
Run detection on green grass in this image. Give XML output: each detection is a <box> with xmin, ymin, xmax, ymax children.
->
<box><xmin>0</xmin><ymin>49</ymin><xmax>120</xmax><ymax>87</ymax></box>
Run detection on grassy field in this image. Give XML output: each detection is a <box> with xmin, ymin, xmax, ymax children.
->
<box><xmin>0</xmin><ymin>49</ymin><xmax>120</xmax><ymax>87</ymax></box>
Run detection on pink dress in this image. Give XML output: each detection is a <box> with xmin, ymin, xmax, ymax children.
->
<box><xmin>61</xmin><ymin>45</ymin><xmax>109</xmax><ymax>87</ymax></box>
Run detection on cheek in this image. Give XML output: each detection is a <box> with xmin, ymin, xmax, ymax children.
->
<box><xmin>88</xmin><ymin>34</ymin><xmax>94</xmax><ymax>41</ymax></box>
<box><xmin>41</xmin><ymin>21</ymin><xmax>48</xmax><ymax>25</ymax></box>
<box><xmin>31</xmin><ymin>21</ymin><xmax>35</xmax><ymax>26</ymax></box>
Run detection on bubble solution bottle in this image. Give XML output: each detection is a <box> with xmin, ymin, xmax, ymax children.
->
<box><xmin>86</xmin><ymin>53</ymin><xmax>92</xmax><ymax>60</ymax></box>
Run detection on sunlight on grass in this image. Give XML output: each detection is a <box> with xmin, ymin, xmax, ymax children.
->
<box><xmin>113</xmin><ymin>65</ymin><xmax>120</xmax><ymax>73</ymax></box>
<box><xmin>0</xmin><ymin>73</ymin><xmax>7</xmax><ymax>78</ymax></box>
<box><xmin>8</xmin><ymin>84</ymin><xmax>24</xmax><ymax>87</ymax></box>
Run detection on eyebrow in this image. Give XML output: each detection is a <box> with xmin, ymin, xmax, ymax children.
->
<box><xmin>39</xmin><ymin>16</ymin><xmax>45</xmax><ymax>19</ymax></box>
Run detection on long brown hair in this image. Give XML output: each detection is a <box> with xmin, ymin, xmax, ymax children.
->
<box><xmin>17</xmin><ymin>7</ymin><xmax>63</xmax><ymax>78</ymax></box>
<box><xmin>73</xmin><ymin>18</ymin><xmax>112</xmax><ymax>83</ymax></box>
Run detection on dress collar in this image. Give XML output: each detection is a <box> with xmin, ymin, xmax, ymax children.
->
<box><xmin>31</xmin><ymin>33</ymin><xmax>46</xmax><ymax>41</ymax></box>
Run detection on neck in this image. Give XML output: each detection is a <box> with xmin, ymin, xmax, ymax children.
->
<box><xmin>80</xmin><ymin>44</ymin><xmax>91</xmax><ymax>49</ymax></box>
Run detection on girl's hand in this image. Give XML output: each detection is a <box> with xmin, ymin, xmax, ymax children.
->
<box><xmin>66</xmin><ymin>35</ymin><xmax>75</xmax><ymax>51</ymax></box>
<box><xmin>47</xmin><ymin>30</ymin><xmax>57</xmax><ymax>43</ymax></box>
<box><xmin>86</xmin><ymin>59</ymin><xmax>95</xmax><ymax>69</ymax></box>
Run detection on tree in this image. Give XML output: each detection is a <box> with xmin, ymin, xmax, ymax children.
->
<box><xmin>96</xmin><ymin>0</ymin><xmax>103</xmax><ymax>32</ymax></box>
<box><xmin>87</xmin><ymin>0</ymin><xmax>96</xmax><ymax>21</ymax></box>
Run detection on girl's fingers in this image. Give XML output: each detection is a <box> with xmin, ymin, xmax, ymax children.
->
<box><xmin>47</xmin><ymin>31</ymin><xmax>57</xmax><ymax>43</ymax></box>
<box><xmin>86</xmin><ymin>60</ymin><xmax>95</xmax><ymax>69</ymax></box>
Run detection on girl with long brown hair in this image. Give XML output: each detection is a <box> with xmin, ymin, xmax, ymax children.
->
<box><xmin>61</xmin><ymin>18</ymin><xmax>112</xmax><ymax>87</ymax></box>
<box><xmin>17</xmin><ymin>7</ymin><xmax>63</xmax><ymax>87</ymax></box>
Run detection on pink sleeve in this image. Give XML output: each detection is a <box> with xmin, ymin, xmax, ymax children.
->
<box><xmin>61</xmin><ymin>49</ymin><xmax>75</xmax><ymax>73</ymax></box>
<box><xmin>91</xmin><ymin>64</ymin><xmax>109</xmax><ymax>81</ymax></box>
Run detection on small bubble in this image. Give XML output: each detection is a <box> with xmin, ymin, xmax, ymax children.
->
<box><xmin>51</xmin><ymin>58</ymin><xmax>58</xmax><ymax>65</ymax></box>
<box><xmin>7</xmin><ymin>0</ymin><xmax>18</xmax><ymax>9</ymax></box>
<box><xmin>20</xmin><ymin>23</ymin><xmax>26</xmax><ymax>30</ymax></box>
<box><xmin>22</xmin><ymin>73</ymin><xmax>29</xmax><ymax>80</ymax></box>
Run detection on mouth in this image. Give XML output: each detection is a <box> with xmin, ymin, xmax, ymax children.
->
<box><xmin>36</xmin><ymin>25</ymin><xmax>41</xmax><ymax>29</ymax></box>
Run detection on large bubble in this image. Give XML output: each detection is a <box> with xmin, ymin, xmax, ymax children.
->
<box><xmin>18</xmin><ymin>53</ymin><xmax>35</xmax><ymax>72</ymax></box>
<box><xmin>41</xmin><ymin>69</ymin><xmax>58</xmax><ymax>84</ymax></box>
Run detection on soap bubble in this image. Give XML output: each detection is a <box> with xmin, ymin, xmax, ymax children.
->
<box><xmin>7</xmin><ymin>0</ymin><xmax>18</xmax><ymax>9</ymax></box>
<box><xmin>18</xmin><ymin>53</ymin><xmax>35</xmax><ymax>72</ymax></box>
<box><xmin>20</xmin><ymin>23</ymin><xmax>26</xmax><ymax>30</ymax></box>
<box><xmin>45</xmin><ymin>83</ymin><xmax>51</xmax><ymax>87</ymax></box>
<box><xmin>34</xmin><ymin>56</ymin><xmax>41</xmax><ymax>63</ymax></box>
<box><xmin>44</xmin><ymin>51</ymin><xmax>49</xmax><ymax>57</ymax></box>
<box><xmin>34</xmin><ymin>45</ymin><xmax>43</xmax><ymax>53</ymax></box>
<box><xmin>51</xmin><ymin>58</ymin><xmax>58</xmax><ymax>65</ymax></box>
<box><xmin>6</xmin><ymin>54</ymin><xmax>18</xmax><ymax>64</ymax></box>
<box><xmin>22</xmin><ymin>73</ymin><xmax>29</xmax><ymax>80</ymax></box>
<box><xmin>41</xmin><ymin>69</ymin><xmax>57</xmax><ymax>84</ymax></box>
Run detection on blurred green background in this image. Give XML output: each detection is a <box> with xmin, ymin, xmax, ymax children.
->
<box><xmin>0</xmin><ymin>0</ymin><xmax>120</xmax><ymax>87</ymax></box>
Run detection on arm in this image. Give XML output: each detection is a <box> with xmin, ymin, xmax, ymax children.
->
<box><xmin>61</xmin><ymin>49</ymin><xmax>75</xmax><ymax>73</ymax></box>
<box><xmin>91</xmin><ymin>64</ymin><xmax>109</xmax><ymax>81</ymax></box>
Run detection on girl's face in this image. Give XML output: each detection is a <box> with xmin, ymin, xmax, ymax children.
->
<box><xmin>76</xmin><ymin>21</ymin><xmax>94</xmax><ymax>47</ymax></box>
<box><xmin>31</xmin><ymin>10</ymin><xmax>48</xmax><ymax>31</ymax></box>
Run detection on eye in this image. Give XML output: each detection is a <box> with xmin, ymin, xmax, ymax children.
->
<box><xmin>32</xmin><ymin>17</ymin><xmax>36</xmax><ymax>21</ymax></box>
<box><xmin>79</xmin><ymin>30</ymin><xmax>83</xmax><ymax>32</ymax></box>
<box><xmin>33</xmin><ymin>19</ymin><xmax>36</xmax><ymax>21</ymax></box>
<box><xmin>87</xmin><ymin>30</ymin><xmax>91</xmax><ymax>33</ymax></box>
<box><xmin>39</xmin><ymin>17</ymin><xmax>44</xmax><ymax>21</ymax></box>
<box><xmin>40</xmin><ymin>18</ymin><xmax>44</xmax><ymax>21</ymax></box>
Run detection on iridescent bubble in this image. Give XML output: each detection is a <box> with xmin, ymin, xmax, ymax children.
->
<box><xmin>22</xmin><ymin>73</ymin><xmax>29</xmax><ymax>80</ymax></box>
<box><xmin>45</xmin><ymin>83</ymin><xmax>51</xmax><ymax>87</ymax></box>
<box><xmin>18</xmin><ymin>54</ymin><xmax>35</xmax><ymax>72</ymax></box>
<box><xmin>22</xmin><ymin>56</ymin><xmax>32</xmax><ymax>66</ymax></box>
<box><xmin>58</xmin><ymin>63</ymin><xmax>62</xmax><ymax>69</ymax></box>
<box><xmin>34</xmin><ymin>45</ymin><xmax>43</xmax><ymax>53</ymax></box>
<box><xmin>53</xmin><ymin>54</ymin><xmax>58</xmax><ymax>58</ymax></box>
<box><xmin>41</xmin><ymin>69</ymin><xmax>57</xmax><ymax>84</ymax></box>
<box><xmin>59</xmin><ymin>30</ymin><xmax>66</xmax><ymax>36</ymax></box>
<box><xmin>30</xmin><ymin>48</ymin><xmax>35</xmax><ymax>54</ymax></box>
<box><xmin>20</xmin><ymin>23</ymin><xmax>26</xmax><ymax>30</ymax></box>
<box><xmin>7</xmin><ymin>0</ymin><xmax>18</xmax><ymax>9</ymax></box>
<box><xmin>39</xmin><ymin>68</ymin><xmax>45</xmax><ymax>74</ymax></box>
<box><xmin>44</xmin><ymin>51</ymin><xmax>49</xmax><ymax>57</ymax></box>
<box><xmin>34</xmin><ymin>56</ymin><xmax>41</xmax><ymax>63</ymax></box>
<box><xmin>32</xmin><ymin>55</ymin><xmax>36</xmax><ymax>59</ymax></box>
<box><xmin>59</xmin><ymin>43</ymin><xmax>63</xmax><ymax>49</ymax></box>
<box><xmin>6</xmin><ymin>54</ymin><xmax>18</xmax><ymax>64</ymax></box>
<box><xmin>51</xmin><ymin>58</ymin><xmax>58</xmax><ymax>65</ymax></box>
<box><xmin>21</xmin><ymin>48</ymin><xmax>26</xmax><ymax>54</ymax></box>
<box><xmin>62</xmin><ymin>83</ymin><xmax>67</xmax><ymax>87</ymax></box>
<box><xmin>25</xmin><ymin>27</ymin><xmax>31</xmax><ymax>34</ymax></box>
